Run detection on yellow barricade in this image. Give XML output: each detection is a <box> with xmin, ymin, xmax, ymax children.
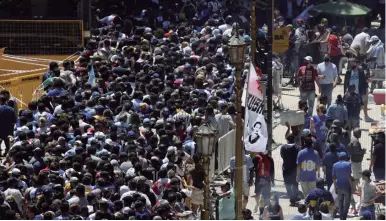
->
<box><xmin>0</xmin><ymin>72</ymin><xmax>43</xmax><ymax>109</ymax></box>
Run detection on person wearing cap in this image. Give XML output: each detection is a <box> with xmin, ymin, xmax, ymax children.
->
<box><xmin>217</xmin><ymin>182</ymin><xmax>235</xmax><ymax>220</ymax></box>
<box><xmin>332</xmin><ymin>152</ymin><xmax>353</xmax><ymax>220</ymax></box>
<box><xmin>304</xmin><ymin>178</ymin><xmax>334</xmax><ymax>218</ymax></box>
<box><xmin>359</xmin><ymin>169</ymin><xmax>382</xmax><ymax>220</ymax></box>
<box><xmin>366</xmin><ymin>35</ymin><xmax>385</xmax><ymax>93</ymax></box>
<box><xmin>296</xmin><ymin>136</ymin><xmax>321</xmax><ymax>199</ymax></box>
<box><xmin>296</xmin><ymin>55</ymin><xmax>319</xmax><ymax>116</ymax></box>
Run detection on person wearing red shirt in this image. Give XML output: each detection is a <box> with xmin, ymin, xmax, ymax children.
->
<box><xmin>328</xmin><ymin>27</ymin><xmax>344</xmax><ymax>83</ymax></box>
<box><xmin>296</xmin><ymin>56</ymin><xmax>320</xmax><ymax>116</ymax></box>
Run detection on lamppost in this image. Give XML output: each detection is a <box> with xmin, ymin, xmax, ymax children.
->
<box><xmin>228</xmin><ymin>22</ymin><xmax>247</xmax><ymax>220</ymax></box>
<box><xmin>195</xmin><ymin>121</ymin><xmax>217</xmax><ymax>220</ymax></box>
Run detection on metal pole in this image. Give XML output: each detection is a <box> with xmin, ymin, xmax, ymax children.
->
<box><xmin>235</xmin><ymin>64</ymin><xmax>244</xmax><ymax>220</ymax></box>
<box><xmin>201</xmin><ymin>155</ymin><xmax>210</xmax><ymax>220</ymax></box>
<box><xmin>267</xmin><ymin>0</ymin><xmax>273</xmax><ymax>151</ymax></box>
<box><xmin>250</xmin><ymin>0</ymin><xmax>256</xmax><ymax>66</ymax></box>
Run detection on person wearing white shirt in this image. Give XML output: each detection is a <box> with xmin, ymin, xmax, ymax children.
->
<box><xmin>218</xmin><ymin>16</ymin><xmax>233</xmax><ymax>33</ymax></box>
<box><xmin>350</xmin><ymin>27</ymin><xmax>370</xmax><ymax>56</ymax></box>
<box><xmin>317</xmin><ymin>55</ymin><xmax>338</xmax><ymax>107</ymax></box>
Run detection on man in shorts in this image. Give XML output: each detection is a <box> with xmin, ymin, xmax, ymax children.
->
<box><xmin>230</xmin><ymin>152</ymin><xmax>254</xmax><ymax>210</ymax></box>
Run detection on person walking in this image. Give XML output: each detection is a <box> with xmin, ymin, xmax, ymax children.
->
<box><xmin>0</xmin><ymin>94</ymin><xmax>16</xmax><ymax>156</ymax></box>
<box><xmin>359</xmin><ymin>169</ymin><xmax>382</xmax><ymax>220</ymax></box>
<box><xmin>230</xmin><ymin>153</ymin><xmax>254</xmax><ymax>210</ymax></box>
<box><xmin>252</xmin><ymin>151</ymin><xmax>275</xmax><ymax>215</ymax></box>
<box><xmin>322</xmin><ymin>143</ymin><xmax>339</xmax><ymax>190</ymax></box>
<box><xmin>296</xmin><ymin>137</ymin><xmax>321</xmax><ymax>198</ymax></box>
<box><xmin>366</xmin><ymin>35</ymin><xmax>385</xmax><ymax>94</ymax></box>
<box><xmin>370</xmin><ymin>132</ymin><xmax>385</xmax><ymax>181</ymax></box>
<box><xmin>343</xmin><ymin>62</ymin><xmax>370</xmax><ymax>122</ymax></box>
<box><xmin>310</xmin><ymin>104</ymin><xmax>329</xmax><ymax>156</ymax></box>
<box><xmin>327</xmin><ymin>95</ymin><xmax>348</xmax><ymax>127</ymax></box>
<box><xmin>343</xmin><ymin>84</ymin><xmax>363</xmax><ymax>135</ymax></box>
<box><xmin>280</xmin><ymin>133</ymin><xmax>300</xmax><ymax>206</ymax></box>
<box><xmin>218</xmin><ymin>182</ymin><xmax>235</xmax><ymax>220</ymax></box>
<box><xmin>327</xmin><ymin>27</ymin><xmax>344</xmax><ymax>84</ymax></box>
<box><xmin>332</xmin><ymin>152</ymin><xmax>353</xmax><ymax>220</ymax></box>
<box><xmin>347</xmin><ymin>128</ymin><xmax>366</xmax><ymax>191</ymax></box>
<box><xmin>317</xmin><ymin>54</ymin><xmax>339</xmax><ymax>107</ymax></box>
<box><xmin>296</xmin><ymin>56</ymin><xmax>319</xmax><ymax>116</ymax></box>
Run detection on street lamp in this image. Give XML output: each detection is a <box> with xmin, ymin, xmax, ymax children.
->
<box><xmin>195</xmin><ymin>121</ymin><xmax>217</xmax><ymax>220</ymax></box>
<box><xmin>228</xmin><ymin>22</ymin><xmax>247</xmax><ymax>220</ymax></box>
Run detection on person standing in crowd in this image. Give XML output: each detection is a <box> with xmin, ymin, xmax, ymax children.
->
<box><xmin>343</xmin><ymin>84</ymin><xmax>363</xmax><ymax>135</ymax></box>
<box><xmin>0</xmin><ymin>94</ymin><xmax>16</xmax><ymax>156</ymax></box>
<box><xmin>351</xmin><ymin>27</ymin><xmax>370</xmax><ymax>57</ymax></box>
<box><xmin>327</xmin><ymin>95</ymin><xmax>348</xmax><ymax>126</ymax></box>
<box><xmin>280</xmin><ymin>132</ymin><xmax>300</xmax><ymax>206</ymax></box>
<box><xmin>359</xmin><ymin>169</ymin><xmax>382</xmax><ymax>220</ymax></box>
<box><xmin>296</xmin><ymin>56</ymin><xmax>319</xmax><ymax>116</ymax></box>
<box><xmin>347</xmin><ymin>128</ymin><xmax>366</xmax><ymax>191</ymax></box>
<box><xmin>322</xmin><ymin>143</ymin><xmax>339</xmax><ymax>190</ymax></box>
<box><xmin>252</xmin><ymin>151</ymin><xmax>275</xmax><ymax>215</ymax></box>
<box><xmin>310</xmin><ymin>104</ymin><xmax>329</xmax><ymax>156</ymax></box>
<box><xmin>327</xmin><ymin>26</ymin><xmax>344</xmax><ymax>83</ymax></box>
<box><xmin>332</xmin><ymin>152</ymin><xmax>353</xmax><ymax>220</ymax></box>
<box><xmin>370</xmin><ymin>132</ymin><xmax>385</xmax><ymax>181</ymax></box>
<box><xmin>296</xmin><ymin>136</ymin><xmax>321</xmax><ymax>198</ymax></box>
<box><xmin>341</xmin><ymin>26</ymin><xmax>353</xmax><ymax>48</ymax></box>
<box><xmin>343</xmin><ymin>62</ymin><xmax>370</xmax><ymax>122</ymax></box>
<box><xmin>218</xmin><ymin>182</ymin><xmax>235</xmax><ymax>220</ymax></box>
<box><xmin>317</xmin><ymin>54</ymin><xmax>339</xmax><ymax>107</ymax></box>
<box><xmin>230</xmin><ymin>152</ymin><xmax>254</xmax><ymax>210</ymax></box>
<box><xmin>366</xmin><ymin>35</ymin><xmax>385</xmax><ymax>94</ymax></box>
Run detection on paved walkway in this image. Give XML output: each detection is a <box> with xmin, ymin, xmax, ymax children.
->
<box><xmin>214</xmin><ymin>75</ymin><xmax>384</xmax><ymax>219</ymax></box>
<box><xmin>248</xmin><ymin>76</ymin><xmax>383</xmax><ymax>219</ymax></box>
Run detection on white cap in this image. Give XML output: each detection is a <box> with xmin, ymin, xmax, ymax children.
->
<box><xmin>94</xmin><ymin>131</ymin><xmax>106</xmax><ymax>140</ymax></box>
<box><xmin>11</xmin><ymin>168</ymin><xmax>21</xmax><ymax>176</ymax></box>
<box><xmin>367</xmin><ymin>35</ymin><xmax>379</xmax><ymax>42</ymax></box>
<box><xmin>304</xmin><ymin>56</ymin><xmax>313</xmax><ymax>62</ymax></box>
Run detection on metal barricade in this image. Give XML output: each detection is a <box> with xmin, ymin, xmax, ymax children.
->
<box><xmin>209</xmin><ymin>129</ymin><xmax>236</xmax><ymax>181</ymax></box>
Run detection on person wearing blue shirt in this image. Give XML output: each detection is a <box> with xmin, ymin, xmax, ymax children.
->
<box><xmin>324</xmin><ymin>133</ymin><xmax>349</xmax><ymax>159</ymax></box>
<box><xmin>332</xmin><ymin>152</ymin><xmax>353</xmax><ymax>220</ymax></box>
<box><xmin>327</xmin><ymin>95</ymin><xmax>348</xmax><ymax>125</ymax></box>
<box><xmin>296</xmin><ymin>136</ymin><xmax>321</xmax><ymax>198</ymax></box>
<box><xmin>304</xmin><ymin>178</ymin><xmax>334</xmax><ymax>216</ymax></box>
<box><xmin>47</xmin><ymin>78</ymin><xmax>66</xmax><ymax>97</ymax></box>
<box><xmin>0</xmin><ymin>95</ymin><xmax>16</xmax><ymax>156</ymax></box>
<box><xmin>291</xmin><ymin>203</ymin><xmax>311</xmax><ymax>220</ymax></box>
<box><xmin>310</xmin><ymin>104</ymin><xmax>328</xmax><ymax>155</ymax></box>
<box><xmin>322</xmin><ymin>143</ymin><xmax>339</xmax><ymax>190</ymax></box>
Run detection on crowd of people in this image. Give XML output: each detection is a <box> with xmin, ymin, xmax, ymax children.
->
<box><xmin>0</xmin><ymin>0</ymin><xmax>260</xmax><ymax>220</ymax></box>
<box><xmin>0</xmin><ymin>0</ymin><xmax>384</xmax><ymax>220</ymax></box>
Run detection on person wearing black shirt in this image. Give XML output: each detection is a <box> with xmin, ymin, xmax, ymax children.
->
<box><xmin>371</xmin><ymin>132</ymin><xmax>385</xmax><ymax>181</ymax></box>
<box><xmin>280</xmin><ymin>132</ymin><xmax>300</xmax><ymax>206</ymax></box>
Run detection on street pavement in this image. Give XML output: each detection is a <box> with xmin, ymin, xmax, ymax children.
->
<box><xmin>214</xmin><ymin>75</ymin><xmax>384</xmax><ymax>220</ymax></box>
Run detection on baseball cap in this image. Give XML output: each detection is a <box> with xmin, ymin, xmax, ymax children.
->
<box><xmin>301</xmin><ymin>129</ymin><xmax>311</xmax><ymax>137</ymax></box>
<box><xmin>367</xmin><ymin>35</ymin><xmax>379</xmax><ymax>42</ymax></box>
<box><xmin>127</xmin><ymin>131</ymin><xmax>135</xmax><ymax>136</ymax></box>
<box><xmin>304</xmin><ymin>56</ymin><xmax>313</xmax><ymax>62</ymax></box>
<box><xmin>152</xmin><ymin>73</ymin><xmax>160</xmax><ymax>78</ymax></box>
<box><xmin>11</xmin><ymin>168</ymin><xmax>21</xmax><ymax>176</ymax></box>
<box><xmin>338</xmin><ymin>152</ymin><xmax>347</xmax><ymax>158</ymax></box>
<box><xmin>143</xmin><ymin>118</ymin><xmax>151</xmax><ymax>123</ymax></box>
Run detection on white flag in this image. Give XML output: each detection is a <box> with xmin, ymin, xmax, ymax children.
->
<box><xmin>243</xmin><ymin>64</ymin><xmax>268</xmax><ymax>153</ymax></box>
